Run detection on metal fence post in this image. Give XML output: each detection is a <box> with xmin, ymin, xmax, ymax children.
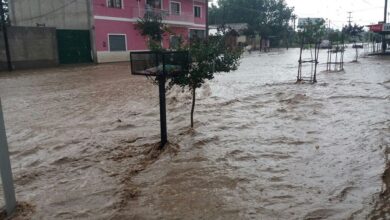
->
<box><xmin>158</xmin><ymin>54</ymin><xmax>168</xmax><ymax>148</ymax></box>
<box><xmin>0</xmin><ymin>98</ymin><xmax>16</xmax><ymax>215</ymax></box>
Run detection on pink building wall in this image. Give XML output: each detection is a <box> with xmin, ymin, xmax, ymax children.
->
<box><xmin>92</xmin><ymin>0</ymin><xmax>207</xmax><ymax>58</ymax></box>
<box><xmin>94</xmin><ymin>20</ymin><xmax>148</xmax><ymax>51</ymax></box>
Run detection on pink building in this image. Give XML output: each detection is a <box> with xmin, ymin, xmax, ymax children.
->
<box><xmin>93</xmin><ymin>0</ymin><xmax>207</xmax><ymax>63</ymax></box>
<box><xmin>9</xmin><ymin>0</ymin><xmax>207</xmax><ymax>64</ymax></box>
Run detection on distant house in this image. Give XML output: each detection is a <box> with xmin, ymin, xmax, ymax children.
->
<box><xmin>9</xmin><ymin>0</ymin><xmax>207</xmax><ymax>64</ymax></box>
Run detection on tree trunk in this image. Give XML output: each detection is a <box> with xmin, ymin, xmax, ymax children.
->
<box><xmin>190</xmin><ymin>87</ymin><xmax>196</xmax><ymax>128</ymax></box>
<box><xmin>355</xmin><ymin>47</ymin><xmax>358</xmax><ymax>62</ymax></box>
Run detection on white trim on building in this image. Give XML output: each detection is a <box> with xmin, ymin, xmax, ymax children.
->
<box><xmin>94</xmin><ymin>15</ymin><xmax>206</xmax><ymax>28</ymax></box>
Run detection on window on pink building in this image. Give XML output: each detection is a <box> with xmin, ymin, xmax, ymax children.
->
<box><xmin>170</xmin><ymin>2</ymin><xmax>181</xmax><ymax>15</ymax></box>
<box><xmin>109</xmin><ymin>35</ymin><xmax>127</xmax><ymax>51</ymax></box>
<box><xmin>107</xmin><ymin>0</ymin><xmax>122</xmax><ymax>8</ymax></box>
<box><xmin>194</xmin><ymin>6</ymin><xmax>201</xmax><ymax>18</ymax></box>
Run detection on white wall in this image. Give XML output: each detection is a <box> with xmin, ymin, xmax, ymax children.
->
<box><xmin>97</xmin><ymin>51</ymin><xmax>130</xmax><ymax>63</ymax></box>
<box><xmin>10</xmin><ymin>0</ymin><xmax>91</xmax><ymax>30</ymax></box>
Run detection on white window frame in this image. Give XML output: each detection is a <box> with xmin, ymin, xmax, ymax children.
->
<box><xmin>107</xmin><ymin>0</ymin><xmax>124</xmax><ymax>9</ymax></box>
<box><xmin>194</xmin><ymin>5</ymin><xmax>202</xmax><ymax>18</ymax></box>
<box><xmin>170</xmin><ymin>1</ymin><xmax>181</xmax><ymax>15</ymax></box>
<box><xmin>145</xmin><ymin>0</ymin><xmax>163</xmax><ymax>9</ymax></box>
<box><xmin>107</xmin><ymin>34</ymin><xmax>128</xmax><ymax>52</ymax></box>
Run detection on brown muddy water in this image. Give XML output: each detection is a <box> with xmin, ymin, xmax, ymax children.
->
<box><xmin>0</xmin><ymin>48</ymin><xmax>389</xmax><ymax>220</ymax></box>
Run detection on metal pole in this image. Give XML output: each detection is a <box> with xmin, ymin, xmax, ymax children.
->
<box><xmin>0</xmin><ymin>98</ymin><xmax>16</xmax><ymax>215</ymax></box>
<box><xmin>385</xmin><ymin>0</ymin><xmax>388</xmax><ymax>24</ymax></box>
<box><xmin>158</xmin><ymin>54</ymin><xmax>167</xmax><ymax>148</ymax></box>
<box><xmin>205</xmin><ymin>0</ymin><xmax>209</xmax><ymax>38</ymax></box>
<box><xmin>0</xmin><ymin>0</ymin><xmax>12</xmax><ymax>71</ymax></box>
<box><xmin>383</xmin><ymin>0</ymin><xmax>388</xmax><ymax>53</ymax></box>
<box><xmin>158</xmin><ymin>76</ymin><xmax>167</xmax><ymax>148</ymax></box>
<box><xmin>137</xmin><ymin>0</ymin><xmax>141</xmax><ymax>17</ymax></box>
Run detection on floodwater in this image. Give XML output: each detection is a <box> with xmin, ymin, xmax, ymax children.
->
<box><xmin>0</xmin><ymin>48</ymin><xmax>389</xmax><ymax>219</ymax></box>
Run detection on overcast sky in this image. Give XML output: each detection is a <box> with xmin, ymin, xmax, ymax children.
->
<box><xmin>210</xmin><ymin>0</ymin><xmax>388</xmax><ymax>30</ymax></box>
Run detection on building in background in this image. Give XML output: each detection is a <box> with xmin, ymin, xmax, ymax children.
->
<box><xmin>368</xmin><ymin>23</ymin><xmax>390</xmax><ymax>46</ymax></box>
<box><xmin>8</xmin><ymin>0</ymin><xmax>207</xmax><ymax>64</ymax></box>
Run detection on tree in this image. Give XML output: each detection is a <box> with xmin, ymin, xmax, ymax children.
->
<box><xmin>209</xmin><ymin>0</ymin><xmax>294</xmax><ymax>47</ymax></box>
<box><xmin>134</xmin><ymin>10</ymin><xmax>170</xmax><ymax>51</ymax></box>
<box><xmin>135</xmin><ymin>11</ymin><xmax>243</xmax><ymax>128</ymax></box>
<box><xmin>169</xmin><ymin>36</ymin><xmax>243</xmax><ymax>128</ymax></box>
<box><xmin>342</xmin><ymin>24</ymin><xmax>364</xmax><ymax>62</ymax></box>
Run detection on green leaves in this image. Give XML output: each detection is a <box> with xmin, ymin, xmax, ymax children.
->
<box><xmin>209</xmin><ymin>0</ymin><xmax>294</xmax><ymax>40</ymax></box>
<box><xmin>342</xmin><ymin>24</ymin><xmax>364</xmax><ymax>42</ymax></box>
<box><xmin>297</xmin><ymin>19</ymin><xmax>326</xmax><ymax>44</ymax></box>
<box><xmin>134</xmin><ymin>11</ymin><xmax>167</xmax><ymax>51</ymax></box>
<box><xmin>169</xmin><ymin>36</ymin><xmax>242</xmax><ymax>90</ymax></box>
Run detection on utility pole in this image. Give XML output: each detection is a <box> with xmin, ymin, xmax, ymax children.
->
<box><xmin>0</xmin><ymin>0</ymin><xmax>12</xmax><ymax>71</ymax></box>
<box><xmin>383</xmin><ymin>0</ymin><xmax>388</xmax><ymax>53</ymax></box>
<box><xmin>206</xmin><ymin>0</ymin><xmax>209</xmax><ymax>38</ymax></box>
<box><xmin>347</xmin><ymin>12</ymin><xmax>353</xmax><ymax>26</ymax></box>
<box><xmin>385</xmin><ymin>0</ymin><xmax>388</xmax><ymax>23</ymax></box>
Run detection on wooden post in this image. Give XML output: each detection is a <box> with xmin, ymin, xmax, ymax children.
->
<box><xmin>0</xmin><ymin>99</ymin><xmax>16</xmax><ymax>215</ymax></box>
<box><xmin>312</xmin><ymin>43</ymin><xmax>319</xmax><ymax>83</ymax></box>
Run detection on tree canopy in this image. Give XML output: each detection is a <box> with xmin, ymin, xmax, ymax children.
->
<box><xmin>209</xmin><ymin>0</ymin><xmax>294</xmax><ymax>38</ymax></box>
<box><xmin>169</xmin><ymin>36</ymin><xmax>242</xmax><ymax>127</ymax></box>
<box><xmin>297</xmin><ymin>18</ymin><xmax>326</xmax><ymax>44</ymax></box>
<box><xmin>135</xmin><ymin>12</ymin><xmax>243</xmax><ymax>128</ymax></box>
<box><xmin>342</xmin><ymin>24</ymin><xmax>364</xmax><ymax>42</ymax></box>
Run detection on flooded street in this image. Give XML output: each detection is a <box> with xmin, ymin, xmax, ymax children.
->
<box><xmin>0</xmin><ymin>48</ymin><xmax>389</xmax><ymax>219</ymax></box>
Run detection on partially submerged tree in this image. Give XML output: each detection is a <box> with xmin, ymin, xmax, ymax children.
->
<box><xmin>170</xmin><ymin>36</ymin><xmax>243</xmax><ymax>128</ymax></box>
<box><xmin>135</xmin><ymin>11</ymin><xmax>243</xmax><ymax>128</ymax></box>
<box><xmin>342</xmin><ymin>24</ymin><xmax>364</xmax><ymax>62</ymax></box>
<box><xmin>296</xmin><ymin>19</ymin><xmax>326</xmax><ymax>83</ymax></box>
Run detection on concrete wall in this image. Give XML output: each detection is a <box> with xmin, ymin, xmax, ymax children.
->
<box><xmin>0</xmin><ymin>27</ymin><xmax>58</xmax><ymax>70</ymax></box>
<box><xmin>9</xmin><ymin>0</ymin><xmax>91</xmax><ymax>30</ymax></box>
